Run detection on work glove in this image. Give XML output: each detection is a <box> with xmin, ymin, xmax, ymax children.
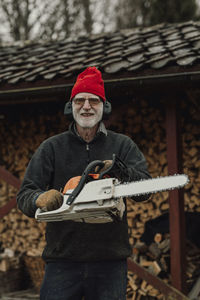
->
<box><xmin>95</xmin><ymin>157</ymin><xmax>130</xmax><ymax>182</ymax></box>
<box><xmin>95</xmin><ymin>160</ymin><xmax>112</xmax><ymax>173</ymax></box>
<box><xmin>36</xmin><ymin>189</ymin><xmax>63</xmax><ymax>211</ymax></box>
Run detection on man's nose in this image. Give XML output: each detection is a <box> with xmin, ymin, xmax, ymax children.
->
<box><xmin>82</xmin><ymin>99</ymin><xmax>92</xmax><ymax>109</ymax></box>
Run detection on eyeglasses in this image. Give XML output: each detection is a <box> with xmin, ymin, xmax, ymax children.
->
<box><xmin>73</xmin><ymin>97</ymin><xmax>101</xmax><ymax>106</ymax></box>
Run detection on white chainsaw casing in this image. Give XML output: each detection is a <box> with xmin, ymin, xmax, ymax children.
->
<box><xmin>74</xmin><ymin>178</ymin><xmax>116</xmax><ymax>204</ymax></box>
<box><xmin>35</xmin><ymin>178</ymin><xmax>125</xmax><ymax>223</ymax></box>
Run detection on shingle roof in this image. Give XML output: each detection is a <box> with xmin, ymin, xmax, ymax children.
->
<box><xmin>1</xmin><ymin>20</ymin><xmax>200</xmax><ymax>87</ymax></box>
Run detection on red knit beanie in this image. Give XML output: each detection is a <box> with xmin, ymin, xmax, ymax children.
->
<box><xmin>70</xmin><ymin>67</ymin><xmax>106</xmax><ymax>102</ymax></box>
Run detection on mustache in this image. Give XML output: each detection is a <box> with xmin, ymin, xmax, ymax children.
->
<box><xmin>79</xmin><ymin>109</ymin><xmax>95</xmax><ymax>114</ymax></box>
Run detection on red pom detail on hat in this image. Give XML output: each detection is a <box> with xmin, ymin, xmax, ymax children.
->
<box><xmin>70</xmin><ymin>67</ymin><xmax>106</xmax><ymax>102</ymax></box>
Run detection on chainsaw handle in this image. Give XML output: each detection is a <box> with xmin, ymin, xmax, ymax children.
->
<box><xmin>66</xmin><ymin>160</ymin><xmax>105</xmax><ymax>205</ymax></box>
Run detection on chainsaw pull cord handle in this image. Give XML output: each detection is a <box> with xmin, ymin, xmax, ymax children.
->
<box><xmin>66</xmin><ymin>160</ymin><xmax>105</xmax><ymax>205</ymax></box>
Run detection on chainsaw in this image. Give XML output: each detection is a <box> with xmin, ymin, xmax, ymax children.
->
<box><xmin>35</xmin><ymin>154</ymin><xmax>189</xmax><ymax>223</ymax></box>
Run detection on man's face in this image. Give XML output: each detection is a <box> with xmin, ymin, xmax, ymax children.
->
<box><xmin>72</xmin><ymin>92</ymin><xmax>103</xmax><ymax>128</ymax></box>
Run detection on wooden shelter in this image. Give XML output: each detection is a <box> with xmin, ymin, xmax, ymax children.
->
<box><xmin>0</xmin><ymin>21</ymin><xmax>199</xmax><ymax>298</ymax></box>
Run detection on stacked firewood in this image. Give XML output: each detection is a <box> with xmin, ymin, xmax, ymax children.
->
<box><xmin>126</xmin><ymin>234</ymin><xmax>200</xmax><ymax>299</ymax></box>
<box><xmin>181</xmin><ymin>91</ymin><xmax>200</xmax><ymax>214</ymax></box>
<box><xmin>0</xmin><ymin>94</ymin><xmax>199</xmax><ymax>297</ymax></box>
<box><xmin>0</xmin><ymin>107</ymin><xmax>66</xmax><ymax>254</ymax></box>
<box><xmin>0</xmin><ymin>180</ymin><xmax>18</xmax><ymax>207</ymax></box>
<box><xmin>126</xmin><ymin>194</ymin><xmax>170</xmax><ymax>250</ymax></box>
<box><xmin>0</xmin><ymin>208</ymin><xmax>46</xmax><ymax>254</ymax></box>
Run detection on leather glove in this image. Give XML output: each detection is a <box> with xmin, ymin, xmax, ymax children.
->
<box><xmin>95</xmin><ymin>156</ymin><xmax>130</xmax><ymax>182</ymax></box>
<box><xmin>36</xmin><ymin>189</ymin><xmax>63</xmax><ymax>211</ymax></box>
<box><xmin>95</xmin><ymin>160</ymin><xmax>112</xmax><ymax>173</ymax></box>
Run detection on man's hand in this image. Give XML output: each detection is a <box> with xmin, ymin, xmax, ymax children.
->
<box><xmin>95</xmin><ymin>156</ymin><xmax>130</xmax><ymax>182</ymax></box>
<box><xmin>95</xmin><ymin>160</ymin><xmax>112</xmax><ymax>173</ymax></box>
<box><xmin>36</xmin><ymin>189</ymin><xmax>63</xmax><ymax>211</ymax></box>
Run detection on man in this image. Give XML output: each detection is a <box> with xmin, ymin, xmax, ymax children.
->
<box><xmin>17</xmin><ymin>67</ymin><xmax>151</xmax><ymax>300</ymax></box>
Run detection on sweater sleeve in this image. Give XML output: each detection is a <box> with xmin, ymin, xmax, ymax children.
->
<box><xmin>16</xmin><ymin>141</ymin><xmax>54</xmax><ymax>218</ymax></box>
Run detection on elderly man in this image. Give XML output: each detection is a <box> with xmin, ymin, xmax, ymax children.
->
<box><xmin>17</xmin><ymin>67</ymin><xmax>151</xmax><ymax>300</ymax></box>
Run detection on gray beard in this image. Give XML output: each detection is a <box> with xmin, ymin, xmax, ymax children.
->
<box><xmin>72</xmin><ymin>106</ymin><xmax>103</xmax><ymax>129</ymax></box>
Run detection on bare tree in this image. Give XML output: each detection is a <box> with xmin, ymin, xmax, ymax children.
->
<box><xmin>112</xmin><ymin>0</ymin><xmax>199</xmax><ymax>29</ymax></box>
<box><xmin>82</xmin><ymin>0</ymin><xmax>92</xmax><ymax>34</ymax></box>
<box><xmin>90</xmin><ymin>0</ymin><xmax>118</xmax><ymax>33</ymax></box>
<box><xmin>115</xmin><ymin>0</ymin><xmax>141</xmax><ymax>29</ymax></box>
<box><xmin>0</xmin><ymin>0</ymin><xmax>94</xmax><ymax>42</ymax></box>
<box><xmin>148</xmin><ymin>0</ymin><xmax>198</xmax><ymax>25</ymax></box>
<box><xmin>0</xmin><ymin>0</ymin><xmax>59</xmax><ymax>42</ymax></box>
<box><xmin>1</xmin><ymin>0</ymin><xmax>199</xmax><ymax>43</ymax></box>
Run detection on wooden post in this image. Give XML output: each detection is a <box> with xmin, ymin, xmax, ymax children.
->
<box><xmin>165</xmin><ymin>99</ymin><xmax>187</xmax><ymax>294</ymax></box>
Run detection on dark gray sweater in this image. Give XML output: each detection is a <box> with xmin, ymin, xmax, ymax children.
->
<box><xmin>17</xmin><ymin>123</ymin><xmax>151</xmax><ymax>262</ymax></box>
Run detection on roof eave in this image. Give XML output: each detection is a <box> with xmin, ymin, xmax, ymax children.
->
<box><xmin>0</xmin><ymin>70</ymin><xmax>200</xmax><ymax>105</ymax></box>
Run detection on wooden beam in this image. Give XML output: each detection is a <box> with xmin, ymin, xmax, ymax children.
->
<box><xmin>0</xmin><ymin>166</ymin><xmax>21</xmax><ymax>189</ymax></box>
<box><xmin>0</xmin><ymin>197</ymin><xmax>17</xmax><ymax>218</ymax></box>
<box><xmin>165</xmin><ymin>99</ymin><xmax>187</xmax><ymax>294</ymax></box>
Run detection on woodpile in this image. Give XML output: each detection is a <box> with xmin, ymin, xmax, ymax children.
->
<box><xmin>126</xmin><ymin>235</ymin><xmax>200</xmax><ymax>299</ymax></box>
<box><xmin>0</xmin><ymin>208</ymin><xmax>46</xmax><ymax>254</ymax></box>
<box><xmin>181</xmin><ymin>90</ymin><xmax>200</xmax><ymax>214</ymax></box>
<box><xmin>0</xmin><ymin>105</ymin><xmax>66</xmax><ymax>255</ymax></box>
<box><xmin>0</xmin><ymin>248</ymin><xmax>25</xmax><ymax>296</ymax></box>
<box><xmin>0</xmin><ymin>92</ymin><xmax>199</xmax><ymax>298</ymax></box>
<box><xmin>0</xmin><ymin>180</ymin><xmax>18</xmax><ymax>207</ymax></box>
<box><xmin>127</xmin><ymin>273</ymin><xmax>165</xmax><ymax>300</ymax></box>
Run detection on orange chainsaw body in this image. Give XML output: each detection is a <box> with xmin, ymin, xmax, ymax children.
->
<box><xmin>63</xmin><ymin>174</ymin><xmax>100</xmax><ymax>194</ymax></box>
